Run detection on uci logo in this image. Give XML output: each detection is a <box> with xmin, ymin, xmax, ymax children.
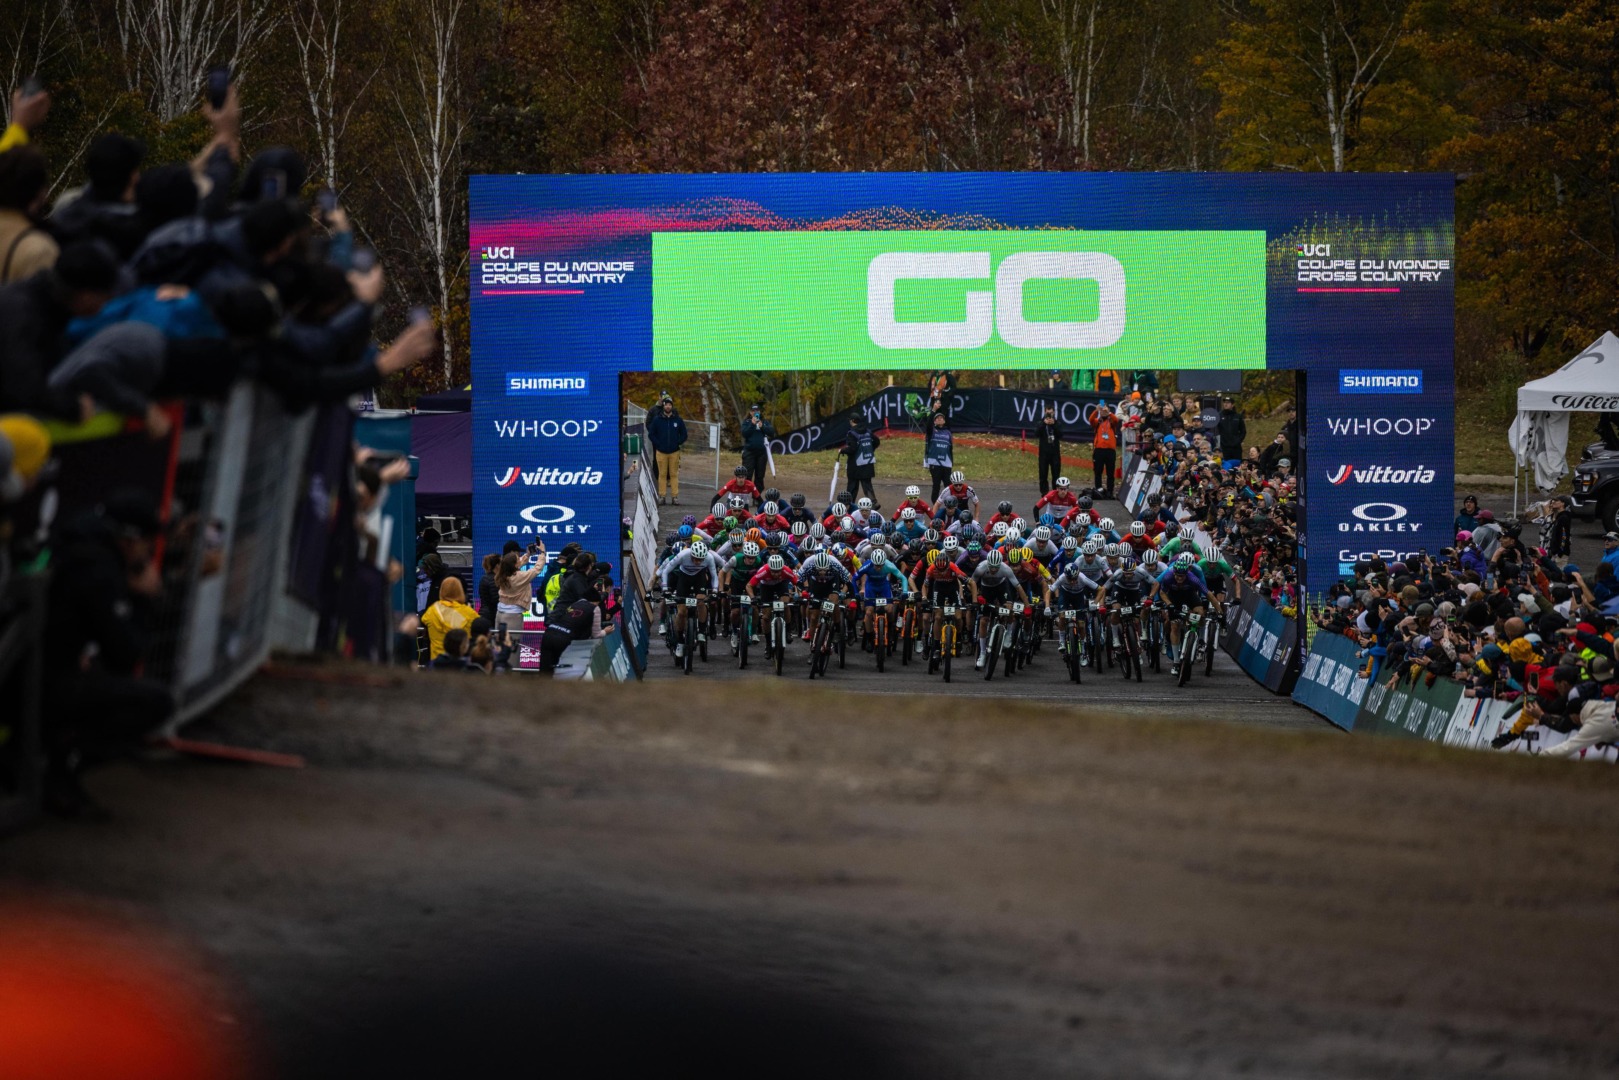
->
<box><xmin>867</xmin><ymin>252</ymin><xmax>1125</xmax><ymax>350</ymax></box>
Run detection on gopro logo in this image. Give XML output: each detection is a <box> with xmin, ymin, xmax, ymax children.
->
<box><xmin>1339</xmin><ymin>369</ymin><xmax>1423</xmax><ymax>394</ymax></box>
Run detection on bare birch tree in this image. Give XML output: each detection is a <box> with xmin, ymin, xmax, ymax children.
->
<box><xmin>1038</xmin><ymin>0</ymin><xmax>1108</xmax><ymax>166</ymax></box>
<box><xmin>114</xmin><ymin>0</ymin><xmax>278</xmax><ymax>123</ymax></box>
<box><xmin>384</xmin><ymin>0</ymin><xmax>471</xmax><ymax>386</ymax></box>
<box><xmin>288</xmin><ymin>0</ymin><xmax>375</xmax><ymax>191</ymax></box>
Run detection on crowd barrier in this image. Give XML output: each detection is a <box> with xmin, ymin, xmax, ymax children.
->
<box><xmin>1292</xmin><ymin>630</ymin><xmax>1617</xmax><ymax>760</ymax></box>
<box><xmin>1222</xmin><ymin>588</ymin><xmax>1301</xmax><ymax>694</ymax></box>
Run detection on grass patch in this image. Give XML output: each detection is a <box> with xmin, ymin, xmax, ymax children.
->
<box><xmin>777</xmin><ymin>433</ymin><xmax>1072</xmax><ymax>487</ymax></box>
<box><xmin>1454</xmin><ymin>362</ymin><xmax>1599</xmax><ymax>482</ymax></box>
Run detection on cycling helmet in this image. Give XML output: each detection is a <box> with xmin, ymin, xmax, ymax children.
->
<box><xmin>904</xmin><ymin>485</ymin><xmax>921</xmax><ymax>498</ymax></box>
<box><xmin>768</xmin><ymin>531</ymin><xmax>786</xmax><ymax>547</ymax></box>
<box><xmin>734</xmin><ymin>465</ymin><xmax>748</xmax><ymax>478</ymax></box>
<box><xmin>1037</xmin><ymin>514</ymin><xmax>1055</xmax><ymax>530</ymax></box>
<box><xmin>681</xmin><ymin>514</ymin><xmax>697</xmax><ymax>527</ymax></box>
<box><xmin>840</xmin><ymin>516</ymin><xmax>855</xmax><ymax>532</ymax></box>
<box><xmin>1078</xmin><ymin>495</ymin><xmax>1093</xmax><ymax>510</ymax></box>
<box><xmin>997</xmin><ymin>500</ymin><xmax>1014</xmax><ymax>516</ymax></box>
<box><xmin>712</xmin><ymin>501</ymin><xmax>726</xmax><ymax>517</ymax></box>
<box><xmin>1081</xmin><ymin>539</ymin><xmax>1100</xmax><ymax>555</ymax></box>
<box><xmin>727</xmin><ymin>494</ymin><xmax>747</xmax><ymax>509</ymax></box>
<box><xmin>690</xmin><ymin>539</ymin><xmax>709</xmax><ymax>558</ymax></box>
<box><xmin>923</xmin><ymin>528</ymin><xmax>940</xmax><ymax>542</ymax></box>
<box><xmin>763</xmin><ymin>487</ymin><xmax>781</xmax><ymax>504</ymax></box>
<box><xmin>941</xmin><ymin>494</ymin><xmax>959</xmax><ymax>509</ymax></box>
<box><xmin>901</xmin><ymin>507</ymin><xmax>917</xmax><ymax>522</ymax></box>
<box><xmin>1061</xmin><ymin>536</ymin><xmax>1078</xmax><ymax>552</ymax></box>
<box><xmin>1175</xmin><ymin>553</ymin><xmax>1196</xmax><ymax>568</ymax></box>
<box><xmin>790</xmin><ymin>492</ymin><xmax>806</xmax><ymax>508</ymax></box>
<box><xmin>956</xmin><ymin>509</ymin><xmax>973</xmax><ymax>525</ymax></box>
<box><xmin>1129</xmin><ymin>521</ymin><xmax>1146</xmax><ymax>537</ymax></box>
<box><xmin>1209</xmin><ymin>544</ymin><xmax>1224</xmax><ymax>561</ymax></box>
<box><xmin>723</xmin><ymin>516</ymin><xmax>740</xmax><ymax>532</ymax></box>
<box><xmin>857</xmin><ymin>497</ymin><xmax>873</xmax><ymax>511</ymax></box>
<box><xmin>728</xmin><ymin>530</ymin><xmax>745</xmax><ymax>546</ymax></box>
<box><xmin>942</xmin><ymin>535</ymin><xmax>960</xmax><ymax>552</ymax></box>
<box><xmin>1098</xmin><ymin>517</ymin><xmax>1115</xmax><ymax>532</ymax></box>
<box><xmin>762</xmin><ymin>501</ymin><xmax>779</xmax><ymax>516</ymax></box>
<box><xmin>1163</xmin><ymin>520</ymin><xmax>1180</xmax><ymax>536</ymax></box>
<box><xmin>1007</xmin><ymin>548</ymin><xmax>1025</xmax><ymax>566</ymax></box>
<box><xmin>926</xmin><ymin>550</ymin><xmax>941</xmax><ymax>566</ymax></box>
<box><xmin>966</xmin><ymin>539</ymin><xmax>982</xmax><ymax>553</ymax></box>
<box><xmin>742</xmin><ymin>541</ymin><xmax>761</xmax><ymax>557</ymax></box>
<box><xmin>950</xmin><ymin>470</ymin><xmax>965</xmax><ymax>484</ymax></box>
<box><xmin>767</xmin><ymin>554</ymin><xmax>784</xmax><ymax>571</ymax></box>
<box><xmin>1055</xmin><ymin>476</ymin><xmax>1071</xmax><ymax>489</ymax></box>
<box><xmin>1011</xmin><ymin>517</ymin><xmax>1027</xmax><ymax>532</ymax></box>
<box><xmin>1034</xmin><ymin>526</ymin><xmax>1052</xmax><ymax>543</ymax></box>
<box><xmin>986</xmin><ymin>550</ymin><xmax>1003</xmax><ymax>568</ymax></box>
<box><xmin>1122</xmin><ymin>565</ymin><xmax>1140</xmax><ymax>583</ymax></box>
<box><xmin>746</xmin><ymin>528</ymin><xmax>765</xmax><ymax>544</ymax></box>
<box><xmin>867</xmin><ymin>528</ymin><xmax>884</xmax><ymax>542</ymax></box>
<box><xmin>1105</xmin><ymin>543</ymin><xmax>1123</xmax><ymax>558</ymax></box>
<box><xmin>677</xmin><ymin>524</ymin><xmax>694</xmax><ymax>539</ymax></box>
<box><xmin>809</xmin><ymin>523</ymin><xmax>826</xmax><ymax>539</ymax></box>
<box><xmin>1142</xmin><ymin>549</ymin><xmax>1160</xmax><ymax>567</ymax></box>
<box><xmin>870</xmin><ymin>550</ymin><xmax>887</xmax><ymax>566</ymax></box>
<box><xmin>813</xmin><ymin>551</ymin><xmax>833</xmax><ymax>570</ymax></box>
<box><xmin>1063</xmin><ymin>562</ymin><xmax>1082</xmax><ymax>580</ymax></box>
<box><xmin>791</xmin><ymin>521</ymin><xmax>807</xmax><ymax>537</ymax></box>
<box><xmin>991</xmin><ymin>522</ymin><xmax>1008</xmax><ymax>538</ymax></box>
<box><xmin>831</xmin><ymin>502</ymin><xmax>847</xmax><ymax>517</ymax></box>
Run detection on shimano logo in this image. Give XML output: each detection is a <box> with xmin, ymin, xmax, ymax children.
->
<box><xmin>1339</xmin><ymin>502</ymin><xmax>1420</xmax><ymax>534</ymax></box>
<box><xmin>1339</xmin><ymin>369</ymin><xmax>1423</xmax><ymax>394</ymax></box>
<box><xmin>1327</xmin><ymin>464</ymin><xmax>1436</xmax><ymax>485</ymax></box>
<box><xmin>506</xmin><ymin>372</ymin><xmax>590</xmax><ymax>396</ymax></box>
<box><xmin>1324</xmin><ymin>416</ymin><xmax>1434</xmax><ymax>437</ymax></box>
<box><xmin>494</xmin><ymin>467</ymin><xmax>605</xmax><ymax>488</ymax></box>
<box><xmin>867</xmin><ymin>251</ymin><xmax>1125</xmax><ymax>350</ymax></box>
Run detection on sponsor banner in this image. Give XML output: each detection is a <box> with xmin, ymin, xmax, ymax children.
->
<box><xmin>619</xmin><ymin>564</ymin><xmax>652</xmax><ymax>675</ymax></box>
<box><xmin>589</xmin><ymin>627</ymin><xmax>637</xmax><ymax>682</ymax></box>
<box><xmin>1221</xmin><ymin>587</ymin><xmax>1300</xmax><ymax>693</ymax></box>
<box><xmin>1338</xmin><ymin>368</ymin><xmax>1423</xmax><ymax>394</ymax></box>
<box><xmin>632</xmin><ymin>494</ymin><xmax>659</xmax><ymax>592</ymax></box>
<box><xmin>1352</xmin><ymin>671</ymin><xmax>1464</xmax><ymax>740</ymax></box>
<box><xmin>653</xmin><ymin>230</ymin><xmax>1267</xmax><ymax>371</ymax></box>
<box><xmin>768</xmin><ymin>386</ymin><xmax>1122</xmax><ymax>456</ymax></box>
<box><xmin>1292</xmin><ymin>631</ymin><xmax>1368</xmax><ymax>731</ymax></box>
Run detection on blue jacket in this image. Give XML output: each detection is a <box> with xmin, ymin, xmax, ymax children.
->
<box><xmin>646</xmin><ymin>409</ymin><xmax>688</xmax><ymax>453</ymax></box>
<box><xmin>741</xmin><ymin>414</ymin><xmax>774</xmax><ymax>451</ymax></box>
<box><xmin>923</xmin><ymin>427</ymin><xmax>953</xmax><ymax>469</ymax></box>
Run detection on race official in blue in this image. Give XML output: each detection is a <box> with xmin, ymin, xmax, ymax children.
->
<box><xmin>645</xmin><ymin>394</ymin><xmax>688</xmax><ymax>505</ymax></box>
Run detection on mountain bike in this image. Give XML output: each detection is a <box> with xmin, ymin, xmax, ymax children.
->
<box><xmin>1141</xmin><ymin>601</ymin><xmax>1164</xmax><ymax>673</ymax></box>
<box><xmin>809</xmin><ymin>594</ymin><xmax>841</xmax><ymax>679</ymax></box>
<box><xmin>1059</xmin><ymin>607</ymin><xmax>1086</xmax><ymax>683</ymax></box>
<box><xmin>1174</xmin><ymin>606</ymin><xmax>1206</xmax><ymax>688</ymax></box>
<box><xmin>736</xmin><ymin>594</ymin><xmax>753</xmax><ymax>669</ymax></box>
<box><xmin>1109</xmin><ymin>602</ymin><xmax>1144</xmax><ymax>682</ymax></box>
<box><xmin>764</xmin><ymin>595</ymin><xmax>791</xmax><ymax>676</ymax></box>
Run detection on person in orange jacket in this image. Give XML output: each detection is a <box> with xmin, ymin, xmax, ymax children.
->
<box><xmin>1091</xmin><ymin>405</ymin><xmax>1120</xmax><ymax>499</ymax></box>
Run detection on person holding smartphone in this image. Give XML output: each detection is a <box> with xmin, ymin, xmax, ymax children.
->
<box><xmin>495</xmin><ymin>542</ymin><xmax>545</xmax><ymax>643</ymax></box>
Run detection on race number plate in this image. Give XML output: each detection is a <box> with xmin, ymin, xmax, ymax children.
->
<box><xmin>997</xmin><ymin>606</ymin><xmax>1010</xmax><ymax>616</ymax></box>
<box><xmin>1064</xmin><ymin>610</ymin><xmax>1078</xmax><ymax>620</ymax></box>
<box><xmin>1012</xmin><ymin>602</ymin><xmax>1025</xmax><ymax>614</ymax></box>
<box><xmin>772</xmin><ymin>601</ymin><xmax>786</xmax><ymax>612</ymax></box>
<box><xmin>822</xmin><ymin>600</ymin><xmax>836</xmax><ymax>613</ymax></box>
<box><xmin>1120</xmin><ymin>605</ymin><xmax>1134</xmax><ymax>615</ymax></box>
<box><xmin>875</xmin><ymin>598</ymin><xmax>888</xmax><ymax>607</ymax></box>
<box><xmin>942</xmin><ymin>606</ymin><xmax>957</xmax><ymax>617</ymax></box>
<box><xmin>685</xmin><ymin>597</ymin><xmax>699</xmax><ymax>608</ymax></box>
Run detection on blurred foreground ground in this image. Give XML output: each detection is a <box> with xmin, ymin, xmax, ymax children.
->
<box><xmin>3</xmin><ymin>671</ymin><xmax>1617</xmax><ymax>1078</ymax></box>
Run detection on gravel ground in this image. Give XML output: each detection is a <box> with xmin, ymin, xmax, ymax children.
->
<box><xmin>4</xmin><ymin>672</ymin><xmax>1618</xmax><ymax>1078</ymax></box>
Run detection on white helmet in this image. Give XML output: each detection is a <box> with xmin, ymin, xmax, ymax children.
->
<box><xmin>1141</xmin><ymin>548</ymin><xmax>1160</xmax><ymax>566</ymax></box>
<box><xmin>857</xmin><ymin>497</ymin><xmax>873</xmax><ymax>511</ymax></box>
<box><xmin>791</xmin><ymin>521</ymin><xmax>807</xmax><ymax>537</ymax></box>
<box><xmin>1106</xmin><ymin>543</ymin><xmax>1123</xmax><ymax>558</ymax></box>
<box><xmin>1033</xmin><ymin>525</ymin><xmax>1052</xmax><ymax>542</ymax></box>
<box><xmin>901</xmin><ymin>507</ymin><xmax>917</xmax><ymax>522</ymax></box>
<box><xmin>840</xmin><ymin>516</ymin><xmax>855</xmax><ymax>532</ymax></box>
<box><xmin>831</xmin><ymin>502</ymin><xmax>847</xmax><ymax>517</ymax></box>
<box><xmin>1061</xmin><ymin>535</ymin><xmax>1078</xmax><ymax>551</ymax></box>
<box><xmin>809</xmin><ymin>523</ymin><xmax>826</xmax><ymax>539</ymax></box>
<box><xmin>813</xmin><ymin>551</ymin><xmax>833</xmax><ymax>570</ymax></box>
<box><xmin>941</xmin><ymin>535</ymin><xmax>959</xmax><ymax>552</ymax></box>
<box><xmin>904</xmin><ymin>485</ymin><xmax>921</xmax><ymax>498</ymax></box>
<box><xmin>1098</xmin><ymin>517</ymin><xmax>1115</xmax><ymax>532</ymax></box>
<box><xmin>762</xmin><ymin>501</ymin><xmax>779</xmax><ymax>516</ymax></box>
<box><xmin>690</xmin><ymin>540</ymin><xmax>709</xmax><ymax>558</ymax></box>
<box><xmin>1055</xmin><ymin>476</ymin><xmax>1070</xmax><ymax>489</ymax></box>
<box><xmin>743</xmin><ymin>541</ymin><xmax>761</xmax><ymax>557</ymax></box>
<box><xmin>1129</xmin><ymin>520</ymin><xmax>1146</xmax><ymax>537</ymax></box>
<box><xmin>712</xmin><ymin>501</ymin><xmax>726</xmax><ymax>516</ymax></box>
<box><xmin>986</xmin><ymin>550</ymin><xmax>1003</xmax><ymax>567</ymax></box>
<box><xmin>950</xmin><ymin>470</ymin><xmax>965</xmax><ymax>485</ymax></box>
<box><xmin>768</xmin><ymin>554</ymin><xmax>784</xmax><ymax>570</ymax></box>
<box><xmin>1210</xmin><ymin>543</ymin><xmax>1224</xmax><ymax>561</ymax></box>
<box><xmin>1011</xmin><ymin>517</ymin><xmax>1027</xmax><ymax>532</ymax></box>
<box><xmin>991</xmin><ymin>522</ymin><xmax>1008</xmax><ymax>538</ymax></box>
<box><xmin>728</xmin><ymin>494</ymin><xmax>747</xmax><ymax>509</ymax></box>
<box><xmin>1081</xmin><ymin>538</ymin><xmax>1100</xmax><ymax>555</ymax></box>
<box><xmin>870</xmin><ymin>549</ymin><xmax>887</xmax><ymax>566</ymax></box>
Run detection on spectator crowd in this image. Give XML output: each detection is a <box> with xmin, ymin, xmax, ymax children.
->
<box><xmin>0</xmin><ymin>76</ymin><xmax>439</xmax><ymax>816</ymax></box>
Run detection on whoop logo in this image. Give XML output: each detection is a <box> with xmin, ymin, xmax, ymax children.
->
<box><xmin>867</xmin><ymin>252</ymin><xmax>1125</xmax><ymax>350</ymax></box>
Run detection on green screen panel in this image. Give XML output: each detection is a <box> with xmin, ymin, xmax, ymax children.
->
<box><xmin>652</xmin><ymin>230</ymin><xmax>1265</xmax><ymax>371</ymax></box>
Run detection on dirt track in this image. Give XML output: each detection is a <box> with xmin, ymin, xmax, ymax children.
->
<box><xmin>4</xmin><ymin>671</ymin><xmax>1618</xmax><ymax>1078</ymax></box>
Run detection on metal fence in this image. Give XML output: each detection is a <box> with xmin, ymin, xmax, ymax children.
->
<box><xmin>624</xmin><ymin>400</ymin><xmax>724</xmax><ymax>496</ymax></box>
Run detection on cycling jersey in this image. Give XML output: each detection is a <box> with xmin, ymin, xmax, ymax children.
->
<box><xmin>1155</xmin><ymin>565</ymin><xmax>1206</xmax><ymax>590</ymax></box>
<box><xmin>855</xmin><ymin>540</ymin><xmax>900</xmax><ymax>563</ymax></box>
<box><xmin>1122</xmin><ymin>534</ymin><xmax>1156</xmax><ymax>557</ymax></box>
<box><xmin>764</xmin><ymin>546</ymin><xmax>800</xmax><ymax>569</ymax></box>
<box><xmin>853</xmin><ymin>561</ymin><xmax>910</xmax><ymax>600</ymax></box>
<box><xmin>695</xmin><ymin>516</ymin><xmax>726</xmax><ymax>537</ymax></box>
<box><xmin>934</xmin><ymin>485</ymin><xmax>978</xmax><ymax>518</ymax></box>
<box><xmin>953</xmin><ymin>550</ymin><xmax>987</xmax><ymax>576</ymax></box>
<box><xmin>754</xmin><ymin>513</ymin><xmax>791</xmax><ymax>534</ymax></box>
<box><xmin>1012</xmin><ymin>562</ymin><xmax>1052</xmax><ymax>594</ymax></box>
<box><xmin>748</xmin><ymin>564</ymin><xmax>800</xmax><ymax>590</ymax></box>
<box><xmin>1026</xmin><ymin>539</ymin><xmax>1061</xmax><ymax>565</ymax></box>
<box><xmin>717</xmin><ymin>478</ymin><xmax>760</xmax><ymax>503</ymax></box>
<box><xmin>1033</xmin><ymin>489</ymin><xmax>1078</xmax><ymax>514</ymax></box>
<box><xmin>1197</xmin><ymin>558</ymin><xmax>1234</xmax><ymax>592</ymax></box>
<box><xmin>1104</xmin><ymin>572</ymin><xmax>1151</xmax><ymax>600</ymax></box>
<box><xmin>893</xmin><ymin>521</ymin><xmax>926</xmax><ymax>543</ymax></box>
<box><xmin>1059</xmin><ymin>506</ymin><xmax>1099</xmax><ymax>529</ymax></box>
<box><xmin>726</xmin><ymin>555</ymin><xmax>765</xmax><ymax>592</ymax></box>
<box><xmin>801</xmin><ymin>562</ymin><xmax>852</xmax><ymax>597</ymax></box>
<box><xmin>783</xmin><ymin>506</ymin><xmax>818</xmax><ymax>529</ymax></box>
<box><xmin>1085</xmin><ymin>527</ymin><xmax>1121</xmax><ymax>545</ymax></box>
<box><xmin>1158</xmin><ymin>535</ymin><xmax>1198</xmax><ymax>561</ymax></box>
<box><xmin>973</xmin><ymin>561</ymin><xmax>1023</xmax><ymax>597</ymax></box>
<box><xmin>894</xmin><ymin>496</ymin><xmax>933</xmax><ymax>517</ymax></box>
<box><xmin>659</xmin><ymin>548</ymin><xmax>721</xmax><ymax>593</ymax></box>
<box><xmin>1054</xmin><ymin>572</ymin><xmax>1102</xmax><ymax>607</ymax></box>
<box><xmin>1157</xmin><ymin>570</ymin><xmax>1210</xmax><ymax>607</ymax></box>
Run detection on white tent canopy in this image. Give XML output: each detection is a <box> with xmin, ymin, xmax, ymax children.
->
<box><xmin>1508</xmin><ymin>331</ymin><xmax>1619</xmax><ymax>492</ymax></box>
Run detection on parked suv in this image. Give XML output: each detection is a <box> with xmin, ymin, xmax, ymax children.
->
<box><xmin>1572</xmin><ymin>455</ymin><xmax>1619</xmax><ymax>532</ymax></box>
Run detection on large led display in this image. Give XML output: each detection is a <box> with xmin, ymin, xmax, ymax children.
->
<box><xmin>469</xmin><ymin>173</ymin><xmax>1454</xmax><ymax>597</ymax></box>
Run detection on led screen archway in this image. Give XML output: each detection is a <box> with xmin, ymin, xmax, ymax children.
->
<box><xmin>469</xmin><ymin>173</ymin><xmax>1454</xmax><ymax>597</ymax></box>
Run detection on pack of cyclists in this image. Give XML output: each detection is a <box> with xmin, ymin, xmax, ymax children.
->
<box><xmin>651</xmin><ymin>471</ymin><xmax>1230</xmax><ymax>682</ymax></box>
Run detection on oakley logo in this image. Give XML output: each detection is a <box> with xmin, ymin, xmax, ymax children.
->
<box><xmin>867</xmin><ymin>252</ymin><xmax>1125</xmax><ymax>350</ymax></box>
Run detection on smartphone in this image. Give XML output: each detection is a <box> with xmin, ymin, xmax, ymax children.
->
<box><xmin>351</xmin><ymin>247</ymin><xmax>377</xmax><ymax>273</ymax></box>
<box><xmin>262</xmin><ymin>168</ymin><xmax>287</xmax><ymax>200</ymax></box>
<box><xmin>408</xmin><ymin>305</ymin><xmax>432</xmax><ymax>326</ymax></box>
<box><xmin>206</xmin><ymin>66</ymin><xmax>231</xmax><ymax>109</ymax></box>
<box><xmin>317</xmin><ymin>187</ymin><xmax>338</xmax><ymax>215</ymax></box>
<box><xmin>21</xmin><ymin>75</ymin><xmax>44</xmax><ymax>98</ymax></box>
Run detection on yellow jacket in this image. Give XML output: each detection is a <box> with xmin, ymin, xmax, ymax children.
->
<box><xmin>422</xmin><ymin>599</ymin><xmax>480</xmax><ymax>659</ymax></box>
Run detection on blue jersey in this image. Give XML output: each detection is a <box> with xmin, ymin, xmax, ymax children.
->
<box><xmin>1156</xmin><ymin>567</ymin><xmax>1210</xmax><ymax>600</ymax></box>
<box><xmin>853</xmin><ymin>561</ymin><xmax>910</xmax><ymax>600</ymax></box>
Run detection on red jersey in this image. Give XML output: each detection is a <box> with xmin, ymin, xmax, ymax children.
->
<box><xmin>987</xmin><ymin>511</ymin><xmax>1019</xmax><ymax>530</ymax></box>
<box><xmin>719</xmin><ymin>478</ymin><xmax>760</xmax><ymax>502</ymax></box>
<box><xmin>1034</xmin><ymin>489</ymin><xmax>1078</xmax><ymax>514</ymax></box>
<box><xmin>696</xmin><ymin>515</ymin><xmax>725</xmax><ymax>537</ymax></box>
<box><xmin>754</xmin><ymin>513</ymin><xmax>791</xmax><ymax>534</ymax></box>
<box><xmin>1060</xmin><ymin>506</ymin><xmax>1100</xmax><ymax>529</ymax></box>
<box><xmin>1122</xmin><ymin>534</ymin><xmax>1156</xmax><ymax>556</ymax></box>
<box><xmin>895</xmin><ymin>497</ymin><xmax>932</xmax><ymax>516</ymax></box>
<box><xmin>748</xmin><ymin>565</ymin><xmax>799</xmax><ymax>588</ymax></box>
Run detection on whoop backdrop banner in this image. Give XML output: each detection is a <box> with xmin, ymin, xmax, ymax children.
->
<box><xmin>469</xmin><ymin>173</ymin><xmax>1454</xmax><ymax>595</ymax></box>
